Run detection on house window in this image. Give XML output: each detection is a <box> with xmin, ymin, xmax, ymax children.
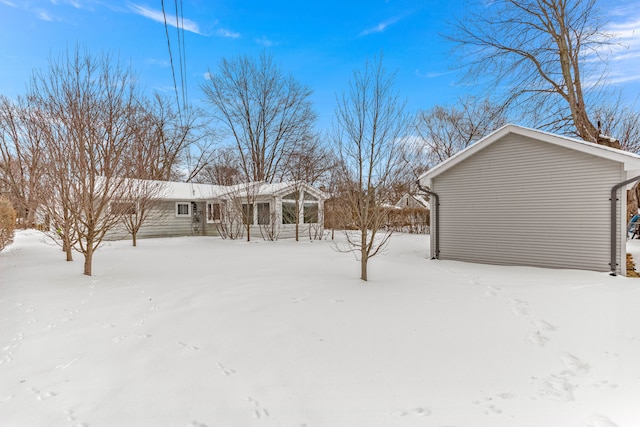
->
<box><xmin>257</xmin><ymin>202</ymin><xmax>270</xmax><ymax>225</ymax></box>
<box><xmin>207</xmin><ymin>202</ymin><xmax>221</xmax><ymax>223</ymax></box>
<box><xmin>282</xmin><ymin>192</ymin><xmax>297</xmax><ymax>225</ymax></box>
<box><xmin>176</xmin><ymin>202</ymin><xmax>190</xmax><ymax>217</ymax></box>
<box><xmin>282</xmin><ymin>200</ymin><xmax>296</xmax><ymax>224</ymax></box>
<box><xmin>242</xmin><ymin>203</ymin><xmax>254</xmax><ymax>225</ymax></box>
<box><xmin>111</xmin><ymin>201</ymin><xmax>137</xmax><ymax>216</ymax></box>
<box><xmin>304</xmin><ymin>201</ymin><xmax>318</xmax><ymax>223</ymax></box>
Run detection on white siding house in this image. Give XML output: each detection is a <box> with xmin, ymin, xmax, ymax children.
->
<box><xmin>106</xmin><ymin>180</ymin><xmax>326</xmax><ymax>241</ymax></box>
<box><xmin>395</xmin><ymin>193</ymin><xmax>430</xmax><ymax>210</ymax></box>
<box><xmin>418</xmin><ymin>124</ymin><xmax>640</xmax><ymax>276</ymax></box>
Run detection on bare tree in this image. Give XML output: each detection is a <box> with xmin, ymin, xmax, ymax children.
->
<box><xmin>277</xmin><ymin>136</ymin><xmax>335</xmax><ymax>241</ymax></box>
<box><xmin>130</xmin><ymin>94</ymin><xmax>205</xmax><ymax>182</ymax></box>
<box><xmin>280</xmin><ymin>136</ymin><xmax>335</xmax><ymax>186</ymax></box>
<box><xmin>30</xmin><ymin>47</ymin><xmax>141</xmax><ymax>276</ymax></box>
<box><xmin>594</xmin><ymin>99</ymin><xmax>640</xmax><ymax>154</ymax></box>
<box><xmin>0</xmin><ymin>196</ymin><xmax>16</xmax><ymax>251</ymax></box>
<box><xmin>115</xmin><ymin>179</ymin><xmax>167</xmax><ymax>247</ymax></box>
<box><xmin>332</xmin><ymin>57</ymin><xmax>412</xmax><ymax>281</ymax></box>
<box><xmin>0</xmin><ymin>96</ymin><xmax>46</xmax><ymax>227</ymax></box>
<box><xmin>449</xmin><ymin>0</ymin><xmax>618</xmax><ymax>146</ymax></box>
<box><xmin>415</xmin><ymin>96</ymin><xmax>508</xmax><ymax>166</ymax></box>
<box><xmin>193</xmin><ymin>147</ymin><xmax>242</xmax><ymax>186</ymax></box>
<box><xmin>209</xmin><ymin>196</ymin><xmax>243</xmax><ymax>240</ymax></box>
<box><xmin>593</xmin><ymin>98</ymin><xmax>640</xmax><ymax>215</ymax></box>
<box><xmin>201</xmin><ymin>52</ymin><xmax>317</xmax><ymax>183</ymax></box>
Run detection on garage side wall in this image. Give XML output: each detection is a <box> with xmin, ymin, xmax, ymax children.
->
<box><xmin>432</xmin><ymin>134</ymin><xmax>625</xmax><ymax>272</ymax></box>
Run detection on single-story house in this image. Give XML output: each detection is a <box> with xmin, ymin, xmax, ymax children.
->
<box><xmin>418</xmin><ymin>124</ymin><xmax>640</xmax><ymax>276</ymax></box>
<box><xmin>107</xmin><ymin>180</ymin><xmax>326</xmax><ymax>241</ymax></box>
<box><xmin>395</xmin><ymin>193</ymin><xmax>430</xmax><ymax>210</ymax></box>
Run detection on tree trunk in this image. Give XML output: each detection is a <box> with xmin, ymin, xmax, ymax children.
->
<box><xmin>132</xmin><ymin>231</ymin><xmax>137</xmax><ymax>247</ymax></box>
<box><xmin>295</xmin><ymin>198</ymin><xmax>300</xmax><ymax>241</ymax></box>
<box><xmin>360</xmin><ymin>230</ymin><xmax>368</xmax><ymax>281</ymax></box>
<box><xmin>83</xmin><ymin>242</ymin><xmax>93</xmax><ymax>276</ymax></box>
<box><xmin>63</xmin><ymin>237</ymin><xmax>73</xmax><ymax>262</ymax></box>
<box><xmin>360</xmin><ymin>252</ymin><xmax>368</xmax><ymax>281</ymax></box>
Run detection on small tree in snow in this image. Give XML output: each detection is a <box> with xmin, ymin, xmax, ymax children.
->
<box><xmin>332</xmin><ymin>56</ymin><xmax>411</xmax><ymax>281</ymax></box>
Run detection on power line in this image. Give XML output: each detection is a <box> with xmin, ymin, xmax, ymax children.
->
<box><xmin>160</xmin><ymin>0</ymin><xmax>181</xmax><ymax>118</ymax></box>
<box><xmin>160</xmin><ymin>0</ymin><xmax>188</xmax><ymax>122</ymax></box>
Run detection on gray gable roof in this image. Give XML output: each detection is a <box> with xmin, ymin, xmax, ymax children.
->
<box><xmin>419</xmin><ymin>124</ymin><xmax>640</xmax><ymax>188</ymax></box>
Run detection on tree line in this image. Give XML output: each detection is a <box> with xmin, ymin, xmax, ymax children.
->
<box><xmin>2</xmin><ymin>0</ymin><xmax>640</xmax><ymax>280</ymax></box>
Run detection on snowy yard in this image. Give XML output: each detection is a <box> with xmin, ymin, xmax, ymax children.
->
<box><xmin>1</xmin><ymin>231</ymin><xmax>640</xmax><ymax>427</ymax></box>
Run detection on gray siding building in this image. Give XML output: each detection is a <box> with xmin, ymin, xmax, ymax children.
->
<box><xmin>418</xmin><ymin>125</ymin><xmax>640</xmax><ymax>275</ymax></box>
<box><xmin>106</xmin><ymin>181</ymin><xmax>326</xmax><ymax>241</ymax></box>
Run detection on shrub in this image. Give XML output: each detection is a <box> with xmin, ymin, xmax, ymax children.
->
<box><xmin>0</xmin><ymin>197</ymin><xmax>17</xmax><ymax>251</ymax></box>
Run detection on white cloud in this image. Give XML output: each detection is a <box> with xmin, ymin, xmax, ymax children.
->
<box><xmin>256</xmin><ymin>35</ymin><xmax>273</xmax><ymax>46</ymax></box>
<box><xmin>601</xmin><ymin>9</ymin><xmax>640</xmax><ymax>86</ymax></box>
<box><xmin>37</xmin><ymin>9</ymin><xmax>53</xmax><ymax>21</ymax></box>
<box><xmin>130</xmin><ymin>3</ymin><xmax>202</xmax><ymax>35</ymax></box>
<box><xmin>216</xmin><ymin>28</ymin><xmax>240</xmax><ymax>38</ymax></box>
<box><xmin>360</xmin><ymin>18</ymin><xmax>399</xmax><ymax>36</ymax></box>
<box><xmin>0</xmin><ymin>0</ymin><xmax>17</xmax><ymax>7</ymax></box>
<box><xmin>359</xmin><ymin>9</ymin><xmax>415</xmax><ymax>36</ymax></box>
<box><xmin>50</xmin><ymin>0</ymin><xmax>83</xmax><ymax>8</ymax></box>
<box><xmin>415</xmin><ymin>69</ymin><xmax>454</xmax><ymax>79</ymax></box>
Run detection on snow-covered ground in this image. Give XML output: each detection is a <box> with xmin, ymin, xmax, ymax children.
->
<box><xmin>1</xmin><ymin>230</ymin><xmax>640</xmax><ymax>427</ymax></box>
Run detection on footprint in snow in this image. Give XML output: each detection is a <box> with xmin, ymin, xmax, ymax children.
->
<box><xmin>112</xmin><ymin>335</ymin><xmax>127</xmax><ymax>344</ymax></box>
<box><xmin>532</xmin><ymin>319</ymin><xmax>557</xmax><ymax>331</ymax></box>
<box><xmin>511</xmin><ymin>304</ymin><xmax>529</xmax><ymax>316</ymax></box>
<box><xmin>43</xmin><ymin>323</ymin><xmax>58</xmax><ymax>331</ymax></box>
<box><xmin>485</xmin><ymin>286</ymin><xmax>500</xmax><ymax>297</ymax></box>
<box><xmin>65</xmin><ymin>409</ymin><xmax>76</xmax><ymax>422</ymax></box>
<box><xmin>538</xmin><ymin>374</ymin><xmax>575</xmax><ymax>402</ymax></box>
<box><xmin>559</xmin><ymin>352</ymin><xmax>590</xmax><ymax>374</ymax></box>
<box><xmin>390</xmin><ymin>407</ymin><xmax>430</xmax><ymax>418</ymax></box>
<box><xmin>217</xmin><ymin>362</ymin><xmax>236</xmax><ymax>376</ymax></box>
<box><xmin>187</xmin><ymin>422</ymin><xmax>208</xmax><ymax>427</ymax></box>
<box><xmin>496</xmin><ymin>392</ymin><xmax>514</xmax><ymax>399</ymax></box>
<box><xmin>29</xmin><ymin>388</ymin><xmax>57</xmax><ymax>401</ymax></box>
<box><xmin>247</xmin><ymin>396</ymin><xmax>270</xmax><ymax>419</ymax></box>
<box><xmin>178</xmin><ymin>342</ymin><xmax>199</xmax><ymax>351</ymax></box>
<box><xmin>526</xmin><ymin>331</ymin><xmax>549</xmax><ymax>347</ymax></box>
<box><xmin>510</xmin><ymin>298</ymin><xmax>529</xmax><ymax>308</ymax></box>
<box><xmin>589</xmin><ymin>414</ymin><xmax>619</xmax><ymax>427</ymax></box>
<box><xmin>484</xmin><ymin>405</ymin><xmax>502</xmax><ymax>415</ymax></box>
<box><xmin>592</xmin><ymin>380</ymin><xmax>618</xmax><ymax>389</ymax></box>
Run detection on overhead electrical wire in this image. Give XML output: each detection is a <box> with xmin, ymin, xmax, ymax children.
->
<box><xmin>160</xmin><ymin>0</ymin><xmax>188</xmax><ymax>123</ymax></box>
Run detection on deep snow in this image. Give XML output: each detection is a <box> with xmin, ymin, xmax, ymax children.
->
<box><xmin>1</xmin><ymin>230</ymin><xmax>640</xmax><ymax>427</ymax></box>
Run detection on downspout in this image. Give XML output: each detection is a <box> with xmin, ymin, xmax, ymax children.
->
<box><xmin>416</xmin><ymin>181</ymin><xmax>440</xmax><ymax>259</ymax></box>
<box><xmin>610</xmin><ymin>175</ymin><xmax>640</xmax><ymax>276</ymax></box>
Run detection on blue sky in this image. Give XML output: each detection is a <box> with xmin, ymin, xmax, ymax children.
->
<box><xmin>2</xmin><ymin>0</ymin><xmax>640</xmax><ymax>132</ymax></box>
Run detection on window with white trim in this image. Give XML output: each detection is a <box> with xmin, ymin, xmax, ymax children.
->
<box><xmin>206</xmin><ymin>202</ymin><xmax>221</xmax><ymax>223</ymax></box>
<box><xmin>242</xmin><ymin>203</ymin><xmax>254</xmax><ymax>225</ymax></box>
<box><xmin>176</xmin><ymin>202</ymin><xmax>191</xmax><ymax>217</ymax></box>
<box><xmin>282</xmin><ymin>192</ymin><xmax>297</xmax><ymax>224</ymax></box>
<box><xmin>257</xmin><ymin>202</ymin><xmax>270</xmax><ymax>225</ymax></box>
